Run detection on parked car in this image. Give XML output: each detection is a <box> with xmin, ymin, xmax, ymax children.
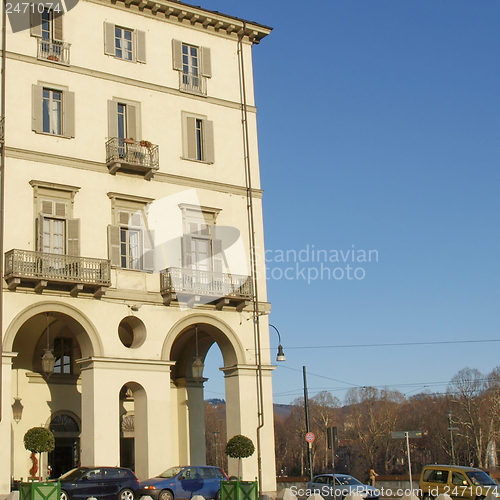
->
<box><xmin>136</xmin><ymin>466</ymin><xmax>228</xmax><ymax>500</ymax></box>
<box><xmin>56</xmin><ymin>466</ymin><xmax>140</xmax><ymax>500</ymax></box>
<box><xmin>307</xmin><ymin>474</ymin><xmax>379</xmax><ymax>500</ymax></box>
<box><xmin>420</xmin><ymin>465</ymin><xmax>499</xmax><ymax>500</ymax></box>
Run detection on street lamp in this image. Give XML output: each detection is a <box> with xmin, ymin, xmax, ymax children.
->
<box><xmin>448</xmin><ymin>411</ymin><xmax>457</xmax><ymax>465</ymax></box>
<box><xmin>191</xmin><ymin>325</ymin><xmax>204</xmax><ymax>380</ymax></box>
<box><xmin>41</xmin><ymin>314</ymin><xmax>55</xmax><ymax>375</ymax></box>
<box><xmin>269</xmin><ymin>324</ymin><xmax>286</xmax><ymax>362</ymax></box>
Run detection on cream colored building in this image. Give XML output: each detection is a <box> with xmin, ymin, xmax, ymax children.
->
<box><xmin>0</xmin><ymin>0</ymin><xmax>276</xmax><ymax>494</ymax></box>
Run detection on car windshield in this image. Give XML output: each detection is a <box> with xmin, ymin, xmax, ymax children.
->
<box><xmin>336</xmin><ymin>476</ymin><xmax>363</xmax><ymax>486</ymax></box>
<box><xmin>158</xmin><ymin>467</ymin><xmax>184</xmax><ymax>479</ymax></box>
<box><xmin>466</xmin><ymin>471</ymin><xmax>497</xmax><ymax>486</ymax></box>
<box><xmin>59</xmin><ymin>468</ymin><xmax>87</xmax><ymax>481</ymax></box>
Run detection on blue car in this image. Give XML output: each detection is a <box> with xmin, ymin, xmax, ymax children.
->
<box><xmin>136</xmin><ymin>466</ymin><xmax>228</xmax><ymax>500</ymax></box>
<box><xmin>57</xmin><ymin>467</ymin><xmax>140</xmax><ymax>500</ymax></box>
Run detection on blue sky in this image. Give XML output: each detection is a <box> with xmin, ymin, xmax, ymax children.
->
<box><xmin>200</xmin><ymin>0</ymin><xmax>500</xmax><ymax>404</ymax></box>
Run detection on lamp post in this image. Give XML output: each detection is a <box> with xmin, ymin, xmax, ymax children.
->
<box><xmin>213</xmin><ymin>431</ymin><xmax>219</xmax><ymax>467</ymax></box>
<box><xmin>192</xmin><ymin>324</ymin><xmax>204</xmax><ymax>380</ymax></box>
<box><xmin>448</xmin><ymin>412</ymin><xmax>457</xmax><ymax>465</ymax></box>
<box><xmin>41</xmin><ymin>314</ymin><xmax>55</xmax><ymax>375</ymax></box>
<box><xmin>269</xmin><ymin>324</ymin><xmax>286</xmax><ymax>362</ymax></box>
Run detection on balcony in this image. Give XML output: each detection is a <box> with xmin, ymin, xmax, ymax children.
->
<box><xmin>160</xmin><ymin>267</ymin><xmax>252</xmax><ymax>310</ymax></box>
<box><xmin>179</xmin><ymin>71</ymin><xmax>207</xmax><ymax>96</ymax></box>
<box><xmin>4</xmin><ymin>249</ymin><xmax>111</xmax><ymax>298</ymax></box>
<box><xmin>106</xmin><ymin>138</ymin><xmax>159</xmax><ymax>180</ymax></box>
<box><xmin>37</xmin><ymin>39</ymin><xmax>70</xmax><ymax>65</ymax></box>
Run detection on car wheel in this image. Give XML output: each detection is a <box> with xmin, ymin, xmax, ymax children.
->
<box><xmin>423</xmin><ymin>495</ymin><xmax>433</xmax><ymax>500</ymax></box>
<box><xmin>215</xmin><ymin>491</ymin><xmax>221</xmax><ymax>500</ymax></box>
<box><xmin>60</xmin><ymin>490</ymin><xmax>69</xmax><ymax>500</ymax></box>
<box><xmin>159</xmin><ymin>490</ymin><xmax>174</xmax><ymax>500</ymax></box>
<box><xmin>119</xmin><ymin>489</ymin><xmax>135</xmax><ymax>500</ymax></box>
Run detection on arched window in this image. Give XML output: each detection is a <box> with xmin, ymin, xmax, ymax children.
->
<box><xmin>50</xmin><ymin>414</ymin><xmax>79</xmax><ymax>434</ymax></box>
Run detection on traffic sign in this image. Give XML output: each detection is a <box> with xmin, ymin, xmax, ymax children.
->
<box><xmin>305</xmin><ymin>432</ymin><xmax>315</xmax><ymax>443</ymax></box>
<box><xmin>391</xmin><ymin>430</ymin><xmax>427</xmax><ymax>439</ymax></box>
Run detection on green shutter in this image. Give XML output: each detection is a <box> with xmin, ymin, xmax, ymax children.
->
<box><xmin>172</xmin><ymin>39</ymin><xmax>182</xmax><ymax>70</ymax></box>
<box><xmin>30</xmin><ymin>8</ymin><xmax>42</xmax><ymax>37</ymax></box>
<box><xmin>203</xmin><ymin>119</ymin><xmax>214</xmax><ymax>163</ymax></box>
<box><xmin>53</xmin><ymin>12</ymin><xmax>63</xmax><ymax>42</ymax></box>
<box><xmin>67</xmin><ymin>219</ymin><xmax>80</xmax><ymax>256</ymax></box>
<box><xmin>32</xmin><ymin>84</ymin><xmax>43</xmax><ymax>133</ymax></box>
<box><xmin>136</xmin><ymin>30</ymin><xmax>146</xmax><ymax>63</ymax></box>
<box><xmin>108</xmin><ymin>101</ymin><xmax>118</xmax><ymax>139</ymax></box>
<box><xmin>63</xmin><ymin>90</ymin><xmax>75</xmax><ymax>138</ymax></box>
<box><xmin>186</xmin><ymin>116</ymin><xmax>196</xmax><ymax>160</ymax></box>
<box><xmin>104</xmin><ymin>22</ymin><xmax>115</xmax><ymax>56</ymax></box>
<box><xmin>107</xmin><ymin>225</ymin><xmax>121</xmax><ymax>267</ymax></box>
<box><xmin>201</xmin><ymin>46</ymin><xmax>212</xmax><ymax>78</ymax></box>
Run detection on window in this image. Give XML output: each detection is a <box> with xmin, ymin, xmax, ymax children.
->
<box><xmin>107</xmin><ymin>99</ymin><xmax>140</xmax><ymax>141</ymax></box>
<box><xmin>30</xmin><ymin>8</ymin><xmax>63</xmax><ymax>42</ymax></box>
<box><xmin>34</xmin><ymin>192</ymin><xmax>80</xmax><ymax>257</ymax></box>
<box><xmin>107</xmin><ymin>194</ymin><xmax>154</xmax><ymax>272</ymax></box>
<box><xmin>183</xmin><ymin>113</ymin><xmax>214</xmax><ymax>163</ymax></box>
<box><xmin>32</xmin><ymin>84</ymin><xmax>75</xmax><ymax>138</ymax></box>
<box><xmin>41</xmin><ymin>9</ymin><xmax>52</xmax><ymax>40</ymax></box>
<box><xmin>452</xmin><ymin>473</ymin><xmax>468</xmax><ymax>486</ymax></box>
<box><xmin>172</xmin><ymin>40</ymin><xmax>211</xmax><ymax>95</ymax></box>
<box><xmin>42</xmin><ymin>88</ymin><xmax>62</xmax><ymax>135</ymax></box>
<box><xmin>104</xmin><ymin>23</ymin><xmax>146</xmax><ymax>63</ymax></box>
<box><xmin>53</xmin><ymin>337</ymin><xmax>73</xmax><ymax>374</ymax></box>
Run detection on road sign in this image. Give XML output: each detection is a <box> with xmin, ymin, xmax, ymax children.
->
<box><xmin>391</xmin><ymin>430</ymin><xmax>427</xmax><ymax>439</ymax></box>
<box><xmin>305</xmin><ymin>432</ymin><xmax>315</xmax><ymax>443</ymax></box>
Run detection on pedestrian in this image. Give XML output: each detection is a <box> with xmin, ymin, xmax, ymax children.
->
<box><xmin>369</xmin><ymin>467</ymin><xmax>378</xmax><ymax>487</ymax></box>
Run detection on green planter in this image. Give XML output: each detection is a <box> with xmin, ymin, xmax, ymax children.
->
<box><xmin>19</xmin><ymin>481</ymin><xmax>60</xmax><ymax>500</ymax></box>
<box><xmin>220</xmin><ymin>480</ymin><xmax>258</xmax><ymax>500</ymax></box>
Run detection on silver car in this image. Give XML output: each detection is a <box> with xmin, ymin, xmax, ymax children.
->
<box><xmin>307</xmin><ymin>474</ymin><xmax>380</xmax><ymax>500</ymax></box>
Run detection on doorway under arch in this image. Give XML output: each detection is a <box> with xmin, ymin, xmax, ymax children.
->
<box><xmin>48</xmin><ymin>412</ymin><xmax>80</xmax><ymax>478</ymax></box>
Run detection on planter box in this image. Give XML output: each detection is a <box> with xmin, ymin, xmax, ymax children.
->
<box><xmin>19</xmin><ymin>481</ymin><xmax>60</xmax><ymax>500</ymax></box>
<box><xmin>220</xmin><ymin>481</ymin><xmax>258</xmax><ymax>500</ymax></box>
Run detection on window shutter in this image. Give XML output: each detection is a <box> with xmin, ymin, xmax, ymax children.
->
<box><xmin>212</xmin><ymin>239</ymin><xmax>223</xmax><ymax>273</ymax></box>
<box><xmin>37</xmin><ymin>214</ymin><xmax>45</xmax><ymax>252</ymax></box>
<box><xmin>53</xmin><ymin>12</ymin><xmax>63</xmax><ymax>42</ymax></box>
<box><xmin>201</xmin><ymin>46</ymin><xmax>212</xmax><ymax>78</ymax></box>
<box><xmin>67</xmin><ymin>219</ymin><xmax>80</xmax><ymax>256</ymax></box>
<box><xmin>172</xmin><ymin>39</ymin><xmax>183</xmax><ymax>70</ymax></box>
<box><xmin>181</xmin><ymin>235</ymin><xmax>193</xmax><ymax>268</ymax></box>
<box><xmin>107</xmin><ymin>101</ymin><xmax>118</xmax><ymax>139</ymax></box>
<box><xmin>54</xmin><ymin>202</ymin><xmax>67</xmax><ymax>217</ymax></box>
<box><xmin>127</xmin><ymin>105</ymin><xmax>137</xmax><ymax>140</ymax></box>
<box><xmin>136</xmin><ymin>30</ymin><xmax>146</xmax><ymax>63</ymax></box>
<box><xmin>30</xmin><ymin>8</ymin><xmax>42</xmax><ymax>37</ymax></box>
<box><xmin>41</xmin><ymin>199</ymin><xmax>54</xmax><ymax>215</ymax></box>
<box><xmin>203</xmin><ymin>119</ymin><xmax>214</xmax><ymax>163</ymax></box>
<box><xmin>186</xmin><ymin>116</ymin><xmax>196</xmax><ymax>160</ymax></box>
<box><xmin>118</xmin><ymin>210</ymin><xmax>130</xmax><ymax>225</ymax></box>
<box><xmin>143</xmin><ymin>229</ymin><xmax>154</xmax><ymax>272</ymax></box>
<box><xmin>104</xmin><ymin>22</ymin><xmax>116</xmax><ymax>56</ymax></box>
<box><xmin>62</xmin><ymin>90</ymin><xmax>75</xmax><ymax>138</ymax></box>
<box><xmin>107</xmin><ymin>225</ymin><xmax>121</xmax><ymax>267</ymax></box>
<box><xmin>32</xmin><ymin>84</ymin><xmax>43</xmax><ymax>133</ymax></box>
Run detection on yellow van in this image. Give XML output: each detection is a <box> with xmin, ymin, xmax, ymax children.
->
<box><xmin>419</xmin><ymin>465</ymin><xmax>499</xmax><ymax>500</ymax></box>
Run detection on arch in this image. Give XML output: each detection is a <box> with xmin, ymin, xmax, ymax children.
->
<box><xmin>45</xmin><ymin>410</ymin><xmax>81</xmax><ymax>431</ymax></box>
<box><xmin>161</xmin><ymin>314</ymin><xmax>246</xmax><ymax>367</ymax></box>
<box><xmin>3</xmin><ymin>301</ymin><xmax>103</xmax><ymax>357</ymax></box>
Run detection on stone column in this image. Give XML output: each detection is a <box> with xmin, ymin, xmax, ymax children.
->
<box><xmin>176</xmin><ymin>377</ymin><xmax>207</xmax><ymax>466</ymax></box>
<box><xmin>78</xmin><ymin>358</ymin><xmax>121</xmax><ymax>468</ymax></box>
<box><xmin>0</xmin><ymin>352</ymin><xmax>16</xmax><ymax>495</ymax></box>
<box><xmin>223</xmin><ymin>364</ymin><xmax>276</xmax><ymax>492</ymax></box>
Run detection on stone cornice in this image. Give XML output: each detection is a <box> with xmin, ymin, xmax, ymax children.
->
<box><xmin>92</xmin><ymin>0</ymin><xmax>272</xmax><ymax>44</ymax></box>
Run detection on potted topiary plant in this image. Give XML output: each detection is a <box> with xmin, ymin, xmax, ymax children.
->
<box><xmin>24</xmin><ymin>427</ymin><xmax>55</xmax><ymax>481</ymax></box>
<box><xmin>224</xmin><ymin>434</ymin><xmax>255</xmax><ymax>481</ymax></box>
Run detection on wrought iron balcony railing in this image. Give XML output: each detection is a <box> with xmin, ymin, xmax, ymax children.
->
<box><xmin>106</xmin><ymin>138</ymin><xmax>159</xmax><ymax>180</ymax></box>
<box><xmin>37</xmin><ymin>39</ymin><xmax>70</xmax><ymax>65</ymax></box>
<box><xmin>4</xmin><ymin>249</ymin><xmax>110</xmax><ymax>298</ymax></box>
<box><xmin>160</xmin><ymin>267</ymin><xmax>252</xmax><ymax>310</ymax></box>
<box><xmin>179</xmin><ymin>71</ymin><xmax>207</xmax><ymax>96</ymax></box>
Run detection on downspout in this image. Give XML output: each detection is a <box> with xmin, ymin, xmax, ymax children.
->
<box><xmin>0</xmin><ymin>0</ymin><xmax>7</xmax><ymax>422</ymax></box>
<box><xmin>237</xmin><ymin>23</ymin><xmax>265</xmax><ymax>494</ymax></box>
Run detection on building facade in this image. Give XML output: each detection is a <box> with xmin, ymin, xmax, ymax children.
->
<box><xmin>0</xmin><ymin>0</ymin><xmax>276</xmax><ymax>494</ymax></box>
